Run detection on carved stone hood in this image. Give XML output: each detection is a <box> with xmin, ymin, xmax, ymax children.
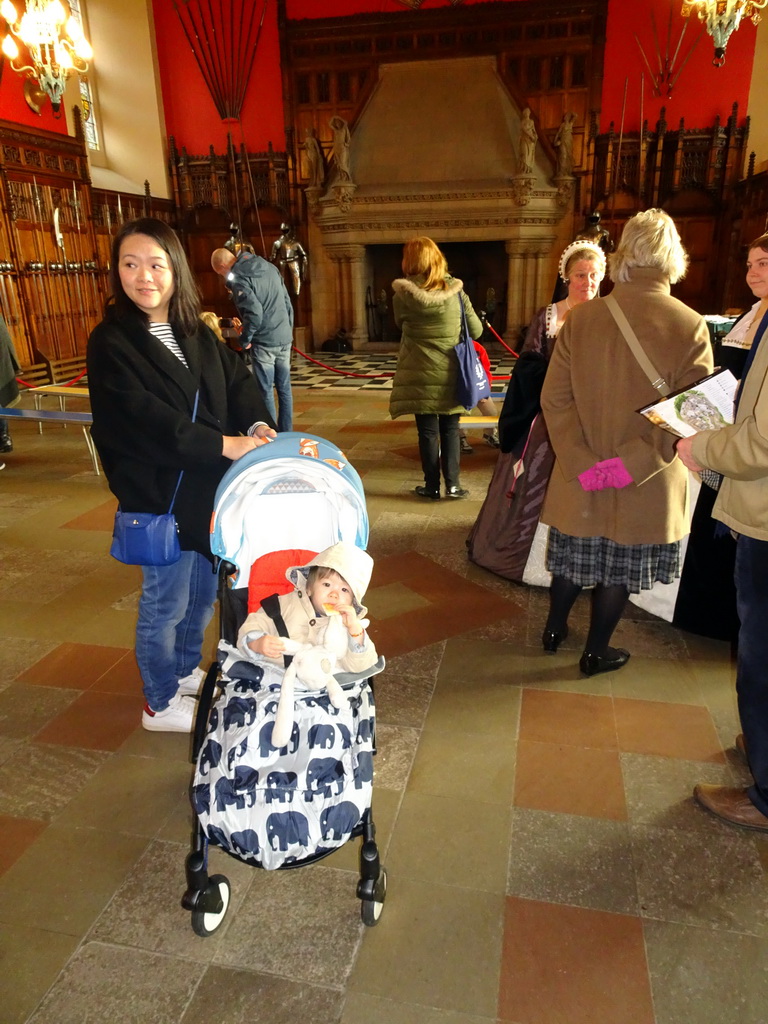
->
<box><xmin>305</xmin><ymin>55</ymin><xmax>574</xmax><ymax>345</ymax></box>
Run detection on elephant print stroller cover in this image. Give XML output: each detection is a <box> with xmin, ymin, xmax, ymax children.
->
<box><xmin>192</xmin><ymin>432</ymin><xmax>379</xmax><ymax>871</ymax></box>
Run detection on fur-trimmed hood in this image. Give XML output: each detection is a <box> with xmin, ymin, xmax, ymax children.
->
<box><xmin>392</xmin><ymin>275</ymin><xmax>464</xmax><ymax>306</ymax></box>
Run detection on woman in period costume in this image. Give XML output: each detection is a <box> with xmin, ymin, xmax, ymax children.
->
<box><xmin>467</xmin><ymin>240</ymin><xmax>605</xmax><ymax>581</ymax></box>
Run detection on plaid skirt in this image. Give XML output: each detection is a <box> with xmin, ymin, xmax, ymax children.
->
<box><xmin>545</xmin><ymin>527</ymin><xmax>681</xmax><ymax>594</ymax></box>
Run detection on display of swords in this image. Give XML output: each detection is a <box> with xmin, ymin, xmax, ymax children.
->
<box><xmin>4</xmin><ymin>178</ymin><xmax>109</xmax><ymax>361</ymax></box>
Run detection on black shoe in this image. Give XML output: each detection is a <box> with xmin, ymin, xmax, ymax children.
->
<box><xmin>459</xmin><ymin>437</ymin><xmax>474</xmax><ymax>455</ymax></box>
<box><xmin>414</xmin><ymin>486</ymin><xmax>440</xmax><ymax>500</ymax></box>
<box><xmin>0</xmin><ymin>434</ymin><xmax>12</xmax><ymax>453</ymax></box>
<box><xmin>542</xmin><ymin>625</ymin><xmax>568</xmax><ymax>653</ymax></box>
<box><xmin>445</xmin><ymin>486</ymin><xmax>469</xmax><ymax>499</ymax></box>
<box><xmin>579</xmin><ymin>647</ymin><xmax>630</xmax><ymax>676</ymax></box>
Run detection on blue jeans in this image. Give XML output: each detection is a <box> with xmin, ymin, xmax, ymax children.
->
<box><xmin>252</xmin><ymin>344</ymin><xmax>293</xmax><ymax>432</ymax></box>
<box><xmin>136</xmin><ymin>550</ymin><xmax>218</xmax><ymax>711</ymax></box>
<box><xmin>734</xmin><ymin>535</ymin><xmax>768</xmax><ymax>815</ymax></box>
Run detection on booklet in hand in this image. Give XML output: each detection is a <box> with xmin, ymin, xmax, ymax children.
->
<box><xmin>638</xmin><ymin>368</ymin><xmax>738</xmax><ymax>438</ymax></box>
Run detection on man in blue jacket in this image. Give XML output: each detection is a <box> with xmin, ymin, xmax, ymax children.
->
<box><xmin>212</xmin><ymin>247</ymin><xmax>294</xmax><ymax>432</ymax></box>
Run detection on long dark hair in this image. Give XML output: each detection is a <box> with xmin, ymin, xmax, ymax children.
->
<box><xmin>108</xmin><ymin>218</ymin><xmax>201</xmax><ymax>336</ymax></box>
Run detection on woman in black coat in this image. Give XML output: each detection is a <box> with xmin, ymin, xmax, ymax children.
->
<box><xmin>87</xmin><ymin>218</ymin><xmax>276</xmax><ymax>733</ymax></box>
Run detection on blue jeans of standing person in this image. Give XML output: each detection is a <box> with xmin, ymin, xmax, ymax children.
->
<box><xmin>135</xmin><ymin>550</ymin><xmax>218</xmax><ymax>711</ymax></box>
<box><xmin>414</xmin><ymin>413</ymin><xmax>461</xmax><ymax>494</ymax></box>
<box><xmin>252</xmin><ymin>343</ymin><xmax>293</xmax><ymax>433</ymax></box>
<box><xmin>735</xmin><ymin>534</ymin><xmax>768</xmax><ymax>815</ymax></box>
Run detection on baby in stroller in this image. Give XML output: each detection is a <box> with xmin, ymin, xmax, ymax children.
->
<box><xmin>238</xmin><ymin>542</ymin><xmax>377</xmax><ymax>672</ymax></box>
<box><xmin>184</xmin><ymin>435</ymin><xmax>387</xmax><ymax>933</ymax></box>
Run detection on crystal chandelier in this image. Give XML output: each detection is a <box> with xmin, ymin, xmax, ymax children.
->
<box><xmin>681</xmin><ymin>0</ymin><xmax>767</xmax><ymax>66</ymax></box>
<box><xmin>1</xmin><ymin>0</ymin><xmax>92</xmax><ymax>115</ymax></box>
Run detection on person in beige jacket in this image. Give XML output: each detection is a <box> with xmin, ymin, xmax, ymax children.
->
<box><xmin>678</xmin><ymin>232</ymin><xmax>768</xmax><ymax>834</ymax></box>
<box><xmin>540</xmin><ymin>209</ymin><xmax>712</xmax><ymax>676</ymax></box>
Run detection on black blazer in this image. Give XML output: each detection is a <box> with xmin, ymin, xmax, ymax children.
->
<box><xmin>87</xmin><ymin>309</ymin><xmax>276</xmax><ymax>556</ymax></box>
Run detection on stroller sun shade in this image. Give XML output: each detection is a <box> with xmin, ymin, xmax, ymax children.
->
<box><xmin>210</xmin><ymin>432</ymin><xmax>369</xmax><ymax>587</ymax></box>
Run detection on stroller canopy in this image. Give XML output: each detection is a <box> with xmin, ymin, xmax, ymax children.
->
<box><xmin>211</xmin><ymin>432</ymin><xmax>369</xmax><ymax>587</ymax></box>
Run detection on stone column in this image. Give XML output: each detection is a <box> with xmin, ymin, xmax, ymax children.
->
<box><xmin>505</xmin><ymin>238</ymin><xmax>555</xmax><ymax>340</ymax></box>
<box><xmin>327</xmin><ymin>244</ymin><xmax>368</xmax><ymax>349</ymax></box>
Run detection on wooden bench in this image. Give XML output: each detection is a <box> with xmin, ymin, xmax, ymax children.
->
<box><xmin>17</xmin><ymin>362</ymin><xmax>53</xmax><ymax>389</ymax></box>
<box><xmin>459</xmin><ymin>414</ymin><xmax>499</xmax><ymax>430</ymax></box>
<box><xmin>0</xmin><ymin>406</ymin><xmax>99</xmax><ymax>474</ymax></box>
<box><xmin>46</xmin><ymin>355</ymin><xmax>88</xmax><ymax>385</ymax></box>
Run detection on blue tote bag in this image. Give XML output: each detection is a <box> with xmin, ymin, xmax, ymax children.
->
<box><xmin>455</xmin><ymin>293</ymin><xmax>491</xmax><ymax>409</ymax></box>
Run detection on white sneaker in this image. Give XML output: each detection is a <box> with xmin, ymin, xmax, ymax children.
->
<box><xmin>0</xmin><ymin>463</ymin><xmax>5</xmax><ymax>471</ymax></box>
<box><xmin>142</xmin><ymin>693</ymin><xmax>197</xmax><ymax>732</ymax></box>
<box><xmin>177</xmin><ymin>665</ymin><xmax>207</xmax><ymax>697</ymax></box>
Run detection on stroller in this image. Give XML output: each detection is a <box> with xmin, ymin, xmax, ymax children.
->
<box><xmin>181</xmin><ymin>432</ymin><xmax>387</xmax><ymax>937</ymax></box>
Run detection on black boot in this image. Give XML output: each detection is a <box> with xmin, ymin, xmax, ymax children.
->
<box><xmin>0</xmin><ymin>433</ymin><xmax>12</xmax><ymax>454</ymax></box>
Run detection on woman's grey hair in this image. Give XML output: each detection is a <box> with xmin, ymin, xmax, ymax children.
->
<box><xmin>609</xmin><ymin>209</ymin><xmax>689</xmax><ymax>284</ymax></box>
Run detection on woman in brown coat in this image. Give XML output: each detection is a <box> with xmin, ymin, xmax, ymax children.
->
<box><xmin>540</xmin><ymin>209</ymin><xmax>713</xmax><ymax>675</ymax></box>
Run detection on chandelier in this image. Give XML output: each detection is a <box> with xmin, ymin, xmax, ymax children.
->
<box><xmin>681</xmin><ymin>0</ymin><xmax>767</xmax><ymax>66</ymax></box>
<box><xmin>1</xmin><ymin>0</ymin><xmax>92</xmax><ymax>115</ymax></box>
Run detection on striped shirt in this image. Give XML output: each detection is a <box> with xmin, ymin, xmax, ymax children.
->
<box><xmin>148</xmin><ymin>321</ymin><xmax>188</xmax><ymax>368</ymax></box>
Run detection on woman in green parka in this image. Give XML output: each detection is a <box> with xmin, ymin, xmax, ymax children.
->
<box><xmin>390</xmin><ymin>236</ymin><xmax>483</xmax><ymax>500</ymax></box>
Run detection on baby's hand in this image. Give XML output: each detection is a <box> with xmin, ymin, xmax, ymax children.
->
<box><xmin>337</xmin><ymin>604</ymin><xmax>363</xmax><ymax>637</ymax></box>
<box><xmin>248</xmin><ymin>635</ymin><xmax>286</xmax><ymax>658</ymax></box>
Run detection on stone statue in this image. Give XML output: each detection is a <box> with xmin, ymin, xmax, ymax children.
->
<box><xmin>575</xmin><ymin>210</ymin><xmax>615</xmax><ymax>256</ymax></box>
<box><xmin>518</xmin><ymin>107</ymin><xmax>537</xmax><ymax>175</ymax></box>
<box><xmin>553</xmin><ymin>112</ymin><xmax>575</xmax><ymax>177</ymax></box>
<box><xmin>329</xmin><ymin>115</ymin><xmax>352</xmax><ymax>183</ymax></box>
<box><xmin>270</xmin><ymin>223</ymin><xmax>307</xmax><ymax>298</ymax></box>
<box><xmin>302</xmin><ymin>128</ymin><xmax>325</xmax><ymax>189</ymax></box>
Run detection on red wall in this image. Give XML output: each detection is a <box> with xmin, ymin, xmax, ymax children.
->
<box><xmin>602</xmin><ymin>0</ymin><xmax>755</xmax><ymax>132</ymax></box>
<box><xmin>155</xmin><ymin>0</ymin><xmax>755</xmax><ymax>155</ymax></box>
<box><xmin>152</xmin><ymin>0</ymin><xmax>285</xmax><ymax>156</ymax></box>
<box><xmin>0</xmin><ymin>64</ymin><xmax>71</xmax><ymax>134</ymax></box>
<box><xmin>1</xmin><ymin>0</ymin><xmax>756</xmax><ymax>156</ymax></box>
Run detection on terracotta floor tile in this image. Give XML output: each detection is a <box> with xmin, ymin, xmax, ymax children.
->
<box><xmin>90</xmin><ymin>650</ymin><xmax>142</xmax><ymax>695</ymax></box>
<box><xmin>34</xmin><ymin>690</ymin><xmax>142</xmax><ymax>751</ymax></box>
<box><xmin>613</xmin><ymin>696</ymin><xmax>726</xmax><ymax>762</ymax></box>
<box><xmin>499</xmin><ymin>897</ymin><xmax>655</xmax><ymax>1024</ymax></box>
<box><xmin>62</xmin><ymin>498</ymin><xmax>117</xmax><ymax>531</ymax></box>
<box><xmin>519</xmin><ymin>688</ymin><xmax>618</xmax><ymax>749</ymax></box>
<box><xmin>514</xmin><ymin>739</ymin><xmax>627</xmax><ymax>820</ymax></box>
<box><xmin>16</xmin><ymin>642</ymin><xmax>127</xmax><ymax>690</ymax></box>
<box><xmin>0</xmin><ymin>815</ymin><xmax>48</xmax><ymax>876</ymax></box>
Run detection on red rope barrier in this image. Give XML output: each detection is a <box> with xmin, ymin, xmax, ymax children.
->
<box><xmin>292</xmin><ymin>346</ymin><xmax>395</xmax><ymax>379</ymax></box>
<box><xmin>484</xmin><ymin>322</ymin><xmax>520</xmax><ymax>359</ymax></box>
<box><xmin>16</xmin><ymin>368</ymin><xmax>87</xmax><ymax>389</ymax></box>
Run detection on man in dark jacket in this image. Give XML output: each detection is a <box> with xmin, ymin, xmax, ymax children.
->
<box><xmin>212</xmin><ymin>247</ymin><xmax>294</xmax><ymax>432</ymax></box>
<box><xmin>0</xmin><ymin>314</ymin><xmax>20</xmax><ymax>467</ymax></box>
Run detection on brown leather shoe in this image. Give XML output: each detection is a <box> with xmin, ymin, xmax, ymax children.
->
<box><xmin>693</xmin><ymin>784</ymin><xmax>768</xmax><ymax>833</ymax></box>
<box><xmin>735</xmin><ymin>733</ymin><xmax>747</xmax><ymax>762</ymax></box>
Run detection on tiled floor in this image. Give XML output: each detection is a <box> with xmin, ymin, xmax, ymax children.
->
<box><xmin>0</xmin><ymin>380</ymin><xmax>764</xmax><ymax>1024</ymax></box>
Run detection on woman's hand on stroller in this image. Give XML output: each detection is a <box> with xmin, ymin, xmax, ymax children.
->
<box><xmin>252</xmin><ymin>423</ymin><xmax>277</xmax><ymax>442</ymax></box>
<box><xmin>247</xmin><ymin>634</ymin><xmax>286</xmax><ymax>658</ymax></box>
<box><xmin>222</xmin><ymin>431</ymin><xmax>275</xmax><ymax>461</ymax></box>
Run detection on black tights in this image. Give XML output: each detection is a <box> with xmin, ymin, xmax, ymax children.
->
<box><xmin>546</xmin><ymin>576</ymin><xmax>629</xmax><ymax>656</ymax></box>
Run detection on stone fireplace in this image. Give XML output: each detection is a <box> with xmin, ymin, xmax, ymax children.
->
<box><xmin>304</xmin><ymin>55</ymin><xmax>574</xmax><ymax>350</ymax></box>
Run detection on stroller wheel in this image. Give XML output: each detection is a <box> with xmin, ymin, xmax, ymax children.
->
<box><xmin>361</xmin><ymin>867</ymin><xmax>387</xmax><ymax>927</ymax></box>
<box><xmin>190</xmin><ymin>874</ymin><xmax>231</xmax><ymax>937</ymax></box>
